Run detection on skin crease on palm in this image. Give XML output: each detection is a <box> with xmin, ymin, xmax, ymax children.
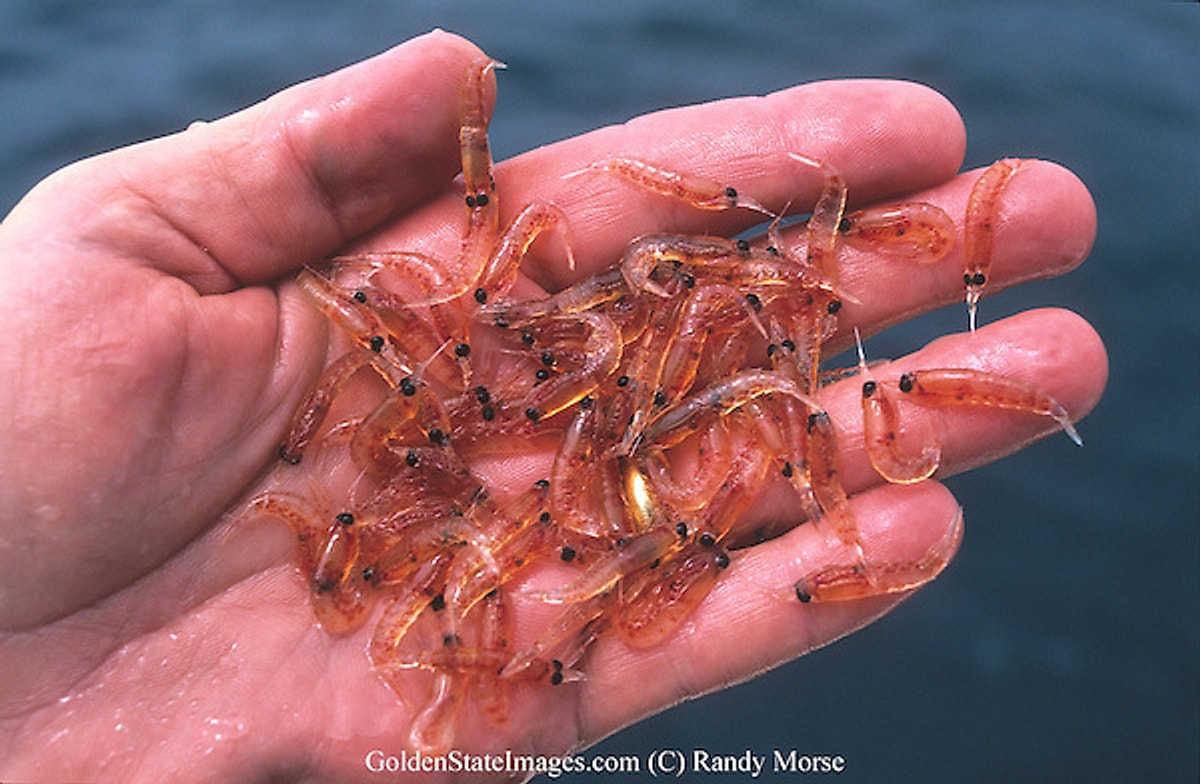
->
<box><xmin>0</xmin><ymin>30</ymin><xmax>1106</xmax><ymax>783</ymax></box>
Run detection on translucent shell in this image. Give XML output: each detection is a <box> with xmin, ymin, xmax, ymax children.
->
<box><xmin>897</xmin><ymin>367</ymin><xmax>1083</xmax><ymax>446</ymax></box>
<box><xmin>862</xmin><ymin>376</ymin><xmax>942</xmax><ymax>485</ymax></box>
<box><xmin>574</xmin><ymin>157</ymin><xmax>774</xmax><ymax>218</ymax></box>
<box><xmin>794</xmin><ymin>506</ymin><xmax>963</xmax><ymax>603</ymax></box>
<box><xmin>615</xmin><ymin>541</ymin><xmax>728</xmax><ymax>648</ymax></box>
<box><xmin>964</xmin><ymin>158</ymin><xmax>1025</xmax><ymax>332</ymax></box>
<box><xmin>839</xmin><ymin>202</ymin><xmax>956</xmax><ymax>264</ymax></box>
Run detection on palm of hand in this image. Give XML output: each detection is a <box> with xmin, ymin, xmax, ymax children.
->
<box><xmin>0</xmin><ymin>31</ymin><xmax>1104</xmax><ymax>783</ymax></box>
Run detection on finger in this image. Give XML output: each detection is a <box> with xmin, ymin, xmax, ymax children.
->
<box><xmin>577</xmin><ymin>479</ymin><xmax>961</xmax><ymax>743</ymax></box>
<box><xmin>660</xmin><ymin>307</ymin><xmax>1105</xmax><ymax>561</ymax></box>
<box><xmin>824</xmin><ymin>159</ymin><xmax>1097</xmax><ymax>348</ymax></box>
<box><xmin>358</xmin><ymin>78</ymin><xmax>966</xmax><ymax>292</ymax></box>
<box><xmin>7</xmin><ymin>30</ymin><xmax>487</xmax><ymax>292</ymax></box>
<box><xmin>513</xmin><ymin>78</ymin><xmax>966</xmax><ymax>289</ymax></box>
<box><xmin>819</xmin><ymin>307</ymin><xmax>1107</xmax><ymax>497</ymax></box>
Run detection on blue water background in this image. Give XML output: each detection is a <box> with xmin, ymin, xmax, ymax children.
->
<box><xmin>2</xmin><ymin>1</ymin><xmax>1196</xmax><ymax>781</ymax></box>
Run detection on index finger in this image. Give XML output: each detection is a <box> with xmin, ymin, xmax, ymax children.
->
<box><xmin>520</xmin><ymin>78</ymin><xmax>970</xmax><ymax>289</ymax></box>
<box><xmin>350</xmin><ymin>77</ymin><xmax>968</xmax><ymax>293</ymax></box>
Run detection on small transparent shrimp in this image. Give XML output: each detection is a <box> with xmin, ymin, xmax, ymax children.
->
<box><xmin>794</xmin><ymin>506</ymin><xmax>963</xmax><ymax>603</ymax></box>
<box><xmin>619</xmin><ymin>233</ymin><xmax>836</xmax><ymax>303</ymax></box>
<box><xmin>353</xmin><ymin>284</ymin><xmax>472</xmax><ymax>392</ymax></box>
<box><xmin>640</xmin><ymin>368</ymin><xmax>823</xmax><ymax>446</ymax></box>
<box><xmin>637</xmin><ymin>369</ymin><xmax>827</xmax><ymax>539</ymax></box>
<box><xmin>474</xmin><ymin>202</ymin><xmax>576</xmax><ymax>305</ymax></box>
<box><xmin>279</xmin><ymin>351</ymin><xmax>374</xmax><ymax>464</ymax></box>
<box><xmin>614</xmin><ymin>540</ymin><xmax>730</xmax><ymax>649</ymax></box>
<box><xmin>244</xmin><ymin>493</ymin><xmax>373</xmax><ymax>634</ymax></box>
<box><xmin>327</xmin><ymin>250</ymin><xmax>460</xmax><ymax>307</ymax></box>
<box><xmin>386</xmin><ymin>586</ymin><xmax>527</xmax><ymax>725</ymax></box>
<box><xmin>348</xmin><ymin>382</ymin><xmax>458</xmax><ymax>472</ymax></box>
<box><xmin>369</xmin><ymin>554</ymin><xmax>451</xmax><ymax>660</ymax></box>
<box><xmin>619</xmin><ymin>235</ymin><xmax>744</xmax><ymax>299</ymax></box>
<box><xmin>454</xmin><ymin>59</ymin><xmax>505</xmax><ymax>292</ymax></box>
<box><xmin>484</xmin><ymin>268</ymin><xmax>628</xmax><ymax>325</ymax></box>
<box><xmin>838</xmin><ymin>202</ymin><xmax>956</xmax><ymax>263</ymax></box>
<box><xmin>788</xmin><ymin>153</ymin><xmax>848</xmax><ymax>283</ymax></box>
<box><xmin>570</xmin><ymin>157</ymin><xmax>774</xmax><ymax>217</ymax></box>
<box><xmin>656</xmin><ymin>282</ymin><xmax>768</xmax><ymax>407</ymax></box>
<box><xmin>441</xmin><ymin>485</ymin><xmax>551</xmax><ymax>620</ymax></box>
<box><xmin>517</xmin><ymin>311</ymin><xmax>623</xmax><ymax>424</ymax></box>
<box><xmin>366</xmin><ymin>514</ymin><xmax>494</xmax><ymax>591</ymax></box>
<box><xmin>802</xmin><ymin>409</ymin><xmax>859</xmax><ymax>553</ymax></box>
<box><xmin>526</xmin><ymin>525</ymin><xmax>683</xmax><ymax>605</ymax></box>
<box><xmin>855</xmin><ymin>331</ymin><xmax>940</xmax><ymax>484</ymax></box>
<box><xmin>294</xmin><ymin>268</ymin><xmax>416</xmax><ymax>385</ymax></box>
<box><xmin>963</xmin><ymin>158</ymin><xmax>1025</xmax><ymax>333</ymax></box>
<box><xmin>896</xmin><ymin>367</ymin><xmax>1083</xmax><ymax>446</ymax></box>
<box><xmin>548</xmin><ymin>402</ymin><xmax>626</xmax><ymax>538</ymax></box>
<box><xmin>638</xmin><ymin>413</ymin><xmax>733</xmax><ymax>512</ymax></box>
<box><xmin>681</xmin><ymin>423</ymin><xmax>773</xmax><ymax>543</ymax></box>
<box><xmin>501</xmin><ymin>593</ymin><xmax>608</xmax><ymax>682</ymax></box>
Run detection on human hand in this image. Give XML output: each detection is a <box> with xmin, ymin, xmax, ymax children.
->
<box><xmin>0</xmin><ymin>30</ymin><xmax>1105</xmax><ymax>782</ymax></box>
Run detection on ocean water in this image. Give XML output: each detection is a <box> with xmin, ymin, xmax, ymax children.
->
<box><xmin>1</xmin><ymin>1</ymin><xmax>1196</xmax><ymax>782</ymax></box>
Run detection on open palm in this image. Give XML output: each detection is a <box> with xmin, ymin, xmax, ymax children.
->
<box><xmin>0</xmin><ymin>31</ymin><xmax>1105</xmax><ymax>783</ymax></box>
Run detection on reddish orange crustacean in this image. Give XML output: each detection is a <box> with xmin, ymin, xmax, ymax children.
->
<box><xmin>243</xmin><ymin>56</ymin><xmax>1082</xmax><ymax>752</ymax></box>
